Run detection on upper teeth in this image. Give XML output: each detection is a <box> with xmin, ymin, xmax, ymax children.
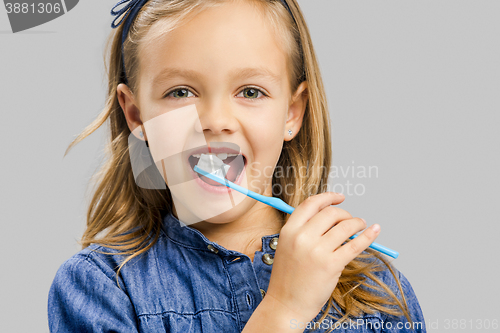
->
<box><xmin>191</xmin><ymin>153</ymin><xmax>239</xmax><ymax>161</ymax></box>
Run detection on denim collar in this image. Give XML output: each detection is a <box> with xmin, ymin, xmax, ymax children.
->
<box><xmin>161</xmin><ymin>212</ymin><xmax>280</xmax><ymax>257</ymax></box>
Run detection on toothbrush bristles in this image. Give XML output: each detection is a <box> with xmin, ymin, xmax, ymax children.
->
<box><xmin>196</xmin><ymin>153</ymin><xmax>230</xmax><ymax>179</ymax></box>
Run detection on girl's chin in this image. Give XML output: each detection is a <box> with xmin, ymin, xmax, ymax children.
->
<box><xmin>199</xmin><ymin>206</ymin><xmax>252</xmax><ymax>224</ymax></box>
<box><xmin>172</xmin><ymin>196</ymin><xmax>254</xmax><ymax>226</ymax></box>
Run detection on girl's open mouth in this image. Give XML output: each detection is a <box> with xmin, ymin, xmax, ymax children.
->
<box><xmin>188</xmin><ymin>153</ymin><xmax>246</xmax><ymax>186</ymax></box>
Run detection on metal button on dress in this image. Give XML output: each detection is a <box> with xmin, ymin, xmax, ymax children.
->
<box><xmin>269</xmin><ymin>237</ymin><xmax>278</xmax><ymax>250</ymax></box>
<box><xmin>262</xmin><ymin>253</ymin><xmax>274</xmax><ymax>265</ymax></box>
<box><xmin>207</xmin><ymin>244</ymin><xmax>218</xmax><ymax>254</ymax></box>
<box><xmin>260</xmin><ymin>289</ymin><xmax>266</xmax><ymax>298</ymax></box>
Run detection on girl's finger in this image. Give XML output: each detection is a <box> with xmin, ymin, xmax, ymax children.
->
<box><xmin>287</xmin><ymin>192</ymin><xmax>346</xmax><ymax>229</ymax></box>
<box><xmin>321</xmin><ymin>217</ymin><xmax>366</xmax><ymax>251</ymax></box>
<box><xmin>329</xmin><ymin>224</ymin><xmax>381</xmax><ymax>267</ymax></box>
<box><xmin>301</xmin><ymin>205</ymin><xmax>353</xmax><ymax>238</ymax></box>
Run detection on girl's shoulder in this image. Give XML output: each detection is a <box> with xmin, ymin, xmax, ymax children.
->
<box><xmin>365</xmin><ymin>255</ymin><xmax>417</xmax><ymax>296</ymax></box>
<box><xmin>364</xmin><ymin>258</ymin><xmax>426</xmax><ymax>332</ymax></box>
<box><xmin>48</xmin><ymin>243</ymin><xmax>146</xmax><ymax>332</ymax></box>
<box><xmin>307</xmin><ymin>256</ymin><xmax>426</xmax><ymax>333</ymax></box>
<box><xmin>53</xmin><ymin>243</ymin><xmax>126</xmax><ymax>280</ymax></box>
<box><xmin>48</xmin><ymin>244</ymin><xmax>131</xmax><ymax>310</ymax></box>
<box><xmin>51</xmin><ymin>237</ymin><xmax>164</xmax><ymax>285</ymax></box>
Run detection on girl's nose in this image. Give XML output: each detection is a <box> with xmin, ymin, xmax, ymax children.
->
<box><xmin>197</xmin><ymin>101</ymin><xmax>239</xmax><ymax>135</ymax></box>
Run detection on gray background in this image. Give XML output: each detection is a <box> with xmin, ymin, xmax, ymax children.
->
<box><xmin>1</xmin><ymin>0</ymin><xmax>498</xmax><ymax>332</ymax></box>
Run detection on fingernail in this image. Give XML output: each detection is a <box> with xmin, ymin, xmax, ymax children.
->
<box><xmin>370</xmin><ymin>224</ymin><xmax>380</xmax><ymax>232</ymax></box>
<box><xmin>361</xmin><ymin>218</ymin><xmax>367</xmax><ymax>225</ymax></box>
<box><xmin>337</xmin><ymin>192</ymin><xmax>345</xmax><ymax>197</ymax></box>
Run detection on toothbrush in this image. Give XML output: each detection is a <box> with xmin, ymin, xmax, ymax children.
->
<box><xmin>193</xmin><ymin>156</ymin><xmax>399</xmax><ymax>259</ymax></box>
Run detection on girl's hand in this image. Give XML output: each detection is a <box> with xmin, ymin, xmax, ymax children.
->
<box><xmin>265</xmin><ymin>192</ymin><xmax>381</xmax><ymax>324</ymax></box>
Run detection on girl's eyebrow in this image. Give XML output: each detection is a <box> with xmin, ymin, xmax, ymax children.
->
<box><xmin>152</xmin><ymin>66</ymin><xmax>282</xmax><ymax>86</ymax></box>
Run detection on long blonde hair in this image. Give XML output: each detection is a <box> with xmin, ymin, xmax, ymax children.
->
<box><xmin>65</xmin><ymin>0</ymin><xmax>412</xmax><ymax>330</ymax></box>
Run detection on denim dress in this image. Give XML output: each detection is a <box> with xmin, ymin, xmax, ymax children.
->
<box><xmin>48</xmin><ymin>212</ymin><xmax>426</xmax><ymax>332</ymax></box>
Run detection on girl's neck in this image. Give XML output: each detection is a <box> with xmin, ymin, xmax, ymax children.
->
<box><xmin>182</xmin><ymin>202</ymin><xmax>283</xmax><ymax>261</ymax></box>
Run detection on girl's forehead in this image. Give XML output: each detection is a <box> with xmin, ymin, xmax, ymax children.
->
<box><xmin>138</xmin><ymin>1</ymin><xmax>289</xmax><ymax>85</ymax></box>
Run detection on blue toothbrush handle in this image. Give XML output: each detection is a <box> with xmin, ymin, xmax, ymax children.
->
<box><xmin>257</xmin><ymin>196</ymin><xmax>398</xmax><ymax>259</ymax></box>
<box><xmin>193</xmin><ymin>165</ymin><xmax>399</xmax><ymax>258</ymax></box>
<box><xmin>349</xmin><ymin>234</ymin><xmax>399</xmax><ymax>259</ymax></box>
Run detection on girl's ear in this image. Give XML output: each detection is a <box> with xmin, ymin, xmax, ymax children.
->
<box><xmin>117</xmin><ymin>83</ymin><xmax>147</xmax><ymax>142</ymax></box>
<box><xmin>284</xmin><ymin>81</ymin><xmax>308</xmax><ymax>141</ymax></box>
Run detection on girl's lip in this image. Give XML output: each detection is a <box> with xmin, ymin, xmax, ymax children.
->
<box><xmin>187</xmin><ymin>156</ymin><xmax>247</xmax><ymax>194</ymax></box>
<box><xmin>184</xmin><ymin>146</ymin><xmax>247</xmax><ymax>166</ymax></box>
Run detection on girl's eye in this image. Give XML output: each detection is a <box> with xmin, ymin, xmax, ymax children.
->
<box><xmin>164</xmin><ymin>88</ymin><xmax>195</xmax><ymax>99</ymax></box>
<box><xmin>238</xmin><ymin>87</ymin><xmax>268</xmax><ymax>100</ymax></box>
<box><xmin>163</xmin><ymin>86</ymin><xmax>268</xmax><ymax>100</ymax></box>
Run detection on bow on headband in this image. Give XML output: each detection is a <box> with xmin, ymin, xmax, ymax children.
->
<box><xmin>111</xmin><ymin>0</ymin><xmax>150</xmax><ymax>28</ymax></box>
<box><xmin>111</xmin><ymin>0</ymin><xmax>294</xmax><ymax>29</ymax></box>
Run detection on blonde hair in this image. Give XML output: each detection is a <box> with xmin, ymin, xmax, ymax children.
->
<box><xmin>65</xmin><ymin>0</ymin><xmax>412</xmax><ymax>330</ymax></box>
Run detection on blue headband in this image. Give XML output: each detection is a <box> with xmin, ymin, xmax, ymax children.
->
<box><xmin>110</xmin><ymin>0</ymin><xmax>296</xmax><ymax>84</ymax></box>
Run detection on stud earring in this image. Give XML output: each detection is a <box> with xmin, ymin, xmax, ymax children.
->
<box><xmin>139</xmin><ymin>130</ymin><xmax>144</xmax><ymax>138</ymax></box>
<box><xmin>288</xmin><ymin>129</ymin><xmax>293</xmax><ymax>136</ymax></box>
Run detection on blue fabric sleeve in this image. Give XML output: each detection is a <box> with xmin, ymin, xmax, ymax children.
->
<box><xmin>399</xmin><ymin>270</ymin><xmax>426</xmax><ymax>332</ymax></box>
<box><xmin>47</xmin><ymin>255</ymin><xmax>139</xmax><ymax>333</ymax></box>
<box><xmin>382</xmin><ymin>270</ymin><xmax>427</xmax><ymax>333</ymax></box>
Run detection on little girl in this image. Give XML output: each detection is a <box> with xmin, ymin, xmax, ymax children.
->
<box><xmin>48</xmin><ymin>0</ymin><xmax>426</xmax><ymax>332</ymax></box>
